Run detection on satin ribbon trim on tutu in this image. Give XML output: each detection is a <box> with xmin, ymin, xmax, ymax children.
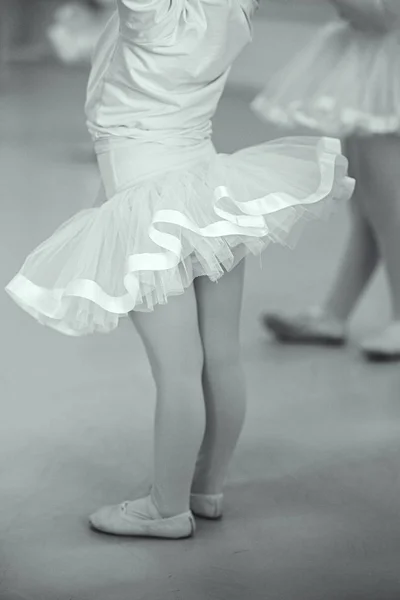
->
<box><xmin>5</xmin><ymin>137</ymin><xmax>354</xmax><ymax>329</ymax></box>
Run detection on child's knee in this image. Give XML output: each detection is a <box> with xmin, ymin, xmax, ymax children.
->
<box><xmin>153</xmin><ymin>345</ymin><xmax>204</xmax><ymax>385</ymax></box>
<box><xmin>204</xmin><ymin>346</ymin><xmax>241</xmax><ymax>371</ymax></box>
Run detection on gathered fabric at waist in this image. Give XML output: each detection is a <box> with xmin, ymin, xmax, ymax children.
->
<box><xmin>95</xmin><ymin>137</ymin><xmax>217</xmax><ymax>199</ymax></box>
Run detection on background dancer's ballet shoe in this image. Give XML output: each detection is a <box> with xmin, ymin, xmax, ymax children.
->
<box><xmin>89</xmin><ymin>495</ymin><xmax>195</xmax><ymax>539</ymax></box>
<box><xmin>360</xmin><ymin>323</ymin><xmax>400</xmax><ymax>362</ymax></box>
<box><xmin>262</xmin><ymin>308</ymin><xmax>347</xmax><ymax>346</ymax></box>
<box><xmin>190</xmin><ymin>493</ymin><xmax>224</xmax><ymax>520</ymax></box>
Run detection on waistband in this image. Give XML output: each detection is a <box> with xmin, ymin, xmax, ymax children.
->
<box><xmin>95</xmin><ymin>137</ymin><xmax>217</xmax><ymax>198</ymax></box>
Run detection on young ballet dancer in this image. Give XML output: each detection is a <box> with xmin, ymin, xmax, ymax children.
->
<box><xmin>252</xmin><ymin>0</ymin><xmax>400</xmax><ymax>361</ymax></box>
<box><xmin>5</xmin><ymin>0</ymin><xmax>353</xmax><ymax>539</ymax></box>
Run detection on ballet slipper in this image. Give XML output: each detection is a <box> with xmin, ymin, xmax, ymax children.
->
<box><xmin>360</xmin><ymin>322</ymin><xmax>400</xmax><ymax>362</ymax></box>
<box><xmin>89</xmin><ymin>495</ymin><xmax>195</xmax><ymax>539</ymax></box>
<box><xmin>261</xmin><ymin>307</ymin><xmax>347</xmax><ymax>346</ymax></box>
<box><xmin>190</xmin><ymin>493</ymin><xmax>224</xmax><ymax>520</ymax></box>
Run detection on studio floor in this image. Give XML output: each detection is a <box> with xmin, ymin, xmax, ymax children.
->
<box><xmin>1</xmin><ymin>58</ymin><xmax>400</xmax><ymax>600</ymax></box>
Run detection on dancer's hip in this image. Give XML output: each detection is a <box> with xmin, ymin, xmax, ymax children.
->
<box><xmin>95</xmin><ymin>137</ymin><xmax>217</xmax><ymax>198</ymax></box>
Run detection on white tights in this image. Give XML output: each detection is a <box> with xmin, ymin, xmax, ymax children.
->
<box><xmin>129</xmin><ymin>257</ymin><xmax>247</xmax><ymax>518</ymax></box>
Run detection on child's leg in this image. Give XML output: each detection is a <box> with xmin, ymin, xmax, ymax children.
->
<box><xmin>354</xmin><ymin>134</ymin><xmax>400</xmax><ymax>359</ymax></box>
<box><xmin>323</xmin><ymin>137</ymin><xmax>380</xmax><ymax>320</ymax></box>
<box><xmin>358</xmin><ymin>135</ymin><xmax>400</xmax><ymax>320</ymax></box>
<box><xmin>129</xmin><ymin>284</ymin><xmax>206</xmax><ymax>518</ymax></box>
<box><xmin>191</xmin><ymin>256</ymin><xmax>247</xmax><ymax>496</ymax></box>
<box><xmin>322</xmin><ymin>197</ymin><xmax>378</xmax><ymax>320</ymax></box>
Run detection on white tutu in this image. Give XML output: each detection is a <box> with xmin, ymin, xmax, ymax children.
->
<box><xmin>5</xmin><ymin>137</ymin><xmax>354</xmax><ymax>336</ymax></box>
<box><xmin>251</xmin><ymin>21</ymin><xmax>400</xmax><ymax>137</ymax></box>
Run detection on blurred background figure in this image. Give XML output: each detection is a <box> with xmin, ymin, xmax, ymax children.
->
<box><xmin>47</xmin><ymin>0</ymin><xmax>114</xmax><ymax>64</ymax></box>
<box><xmin>253</xmin><ymin>0</ymin><xmax>400</xmax><ymax>362</ymax></box>
<box><xmin>0</xmin><ymin>0</ymin><xmax>114</xmax><ymax>66</ymax></box>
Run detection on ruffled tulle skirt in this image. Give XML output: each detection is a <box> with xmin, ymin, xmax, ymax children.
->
<box><xmin>251</xmin><ymin>21</ymin><xmax>400</xmax><ymax>137</ymax></box>
<box><xmin>5</xmin><ymin>136</ymin><xmax>354</xmax><ymax>336</ymax></box>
